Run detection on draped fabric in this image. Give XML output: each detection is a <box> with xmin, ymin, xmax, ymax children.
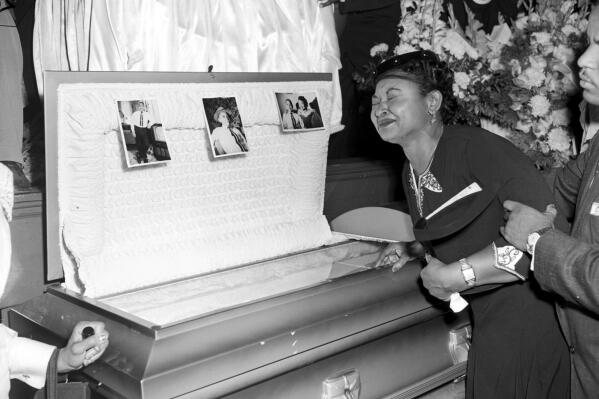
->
<box><xmin>33</xmin><ymin>0</ymin><xmax>343</xmax><ymax>131</ymax></box>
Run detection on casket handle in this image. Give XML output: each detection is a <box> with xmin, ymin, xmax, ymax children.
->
<box><xmin>322</xmin><ymin>368</ymin><xmax>361</xmax><ymax>399</ymax></box>
<box><xmin>448</xmin><ymin>324</ymin><xmax>472</xmax><ymax>365</ymax></box>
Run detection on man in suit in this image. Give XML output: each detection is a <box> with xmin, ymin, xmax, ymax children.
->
<box><xmin>501</xmin><ymin>3</ymin><xmax>599</xmax><ymax>397</ymax></box>
<box><xmin>129</xmin><ymin>101</ymin><xmax>152</xmax><ymax>164</ymax></box>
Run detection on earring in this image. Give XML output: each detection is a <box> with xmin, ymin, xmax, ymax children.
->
<box><xmin>428</xmin><ymin>110</ymin><xmax>437</xmax><ymax>125</ymax></box>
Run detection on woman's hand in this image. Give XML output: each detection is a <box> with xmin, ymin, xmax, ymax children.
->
<box><xmin>57</xmin><ymin>321</ymin><xmax>109</xmax><ymax>373</ymax></box>
<box><xmin>421</xmin><ymin>256</ymin><xmax>464</xmax><ymax>301</ymax></box>
<box><xmin>375</xmin><ymin>241</ymin><xmax>424</xmax><ymax>271</ymax></box>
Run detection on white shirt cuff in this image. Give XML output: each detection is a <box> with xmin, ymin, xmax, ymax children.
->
<box><xmin>8</xmin><ymin>336</ymin><xmax>56</xmax><ymax>388</ymax></box>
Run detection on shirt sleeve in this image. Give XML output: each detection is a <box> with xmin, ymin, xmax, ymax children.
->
<box><xmin>7</xmin><ymin>333</ymin><xmax>56</xmax><ymax>389</ymax></box>
<box><xmin>466</xmin><ymin>133</ymin><xmax>564</xmax><ymax>279</ymax></box>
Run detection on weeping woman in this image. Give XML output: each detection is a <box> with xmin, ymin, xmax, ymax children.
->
<box><xmin>371</xmin><ymin>50</ymin><xmax>570</xmax><ymax>399</ymax></box>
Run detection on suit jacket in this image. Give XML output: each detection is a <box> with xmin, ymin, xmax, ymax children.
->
<box><xmin>534</xmin><ymin>133</ymin><xmax>599</xmax><ymax>399</ymax></box>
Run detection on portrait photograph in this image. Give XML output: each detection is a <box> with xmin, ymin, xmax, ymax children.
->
<box><xmin>116</xmin><ymin>99</ymin><xmax>171</xmax><ymax>168</ymax></box>
<box><xmin>202</xmin><ymin>97</ymin><xmax>249</xmax><ymax>158</ymax></box>
<box><xmin>275</xmin><ymin>91</ymin><xmax>324</xmax><ymax>132</ymax></box>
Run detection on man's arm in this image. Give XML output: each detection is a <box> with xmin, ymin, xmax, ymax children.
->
<box><xmin>534</xmin><ymin>230</ymin><xmax>599</xmax><ymax>314</ymax></box>
<box><xmin>502</xmin><ymin>200</ymin><xmax>599</xmax><ymax>315</ymax></box>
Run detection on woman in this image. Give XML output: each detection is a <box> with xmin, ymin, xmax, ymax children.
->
<box><xmin>371</xmin><ymin>50</ymin><xmax>569</xmax><ymax>398</ymax></box>
<box><xmin>297</xmin><ymin>96</ymin><xmax>323</xmax><ymax>129</ymax></box>
<box><xmin>211</xmin><ymin>107</ymin><xmax>249</xmax><ymax>156</ymax></box>
<box><xmin>281</xmin><ymin>99</ymin><xmax>304</xmax><ymax>130</ymax></box>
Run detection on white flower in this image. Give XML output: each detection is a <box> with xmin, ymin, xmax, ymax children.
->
<box><xmin>454</xmin><ymin>72</ymin><xmax>471</xmax><ymax>90</ymax></box>
<box><xmin>440</xmin><ymin>30</ymin><xmax>478</xmax><ymax>60</ymax></box>
<box><xmin>532</xmin><ymin>32</ymin><xmax>552</xmax><ymax>45</ymax></box>
<box><xmin>488</xmin><ymin>23</ymin><xmax>512</xmax><ymax>45</ymax></box>
<box><xmin>520</xmin><ymin>67</ymin><xmax>546</xmax><ymax>88</ymax></box>
<box><xmin>547</xmin><ymin>127</ymin><xmax>572</xmax><ymax>153</ymax></box>
<box><xmin>529</xmin><ymin>95</ymin><xmax>551</xmax><ymax>117</ymax></box>
<box><xmin>514</xmin><ymin>14</ymin><xmax>528</xmax><ymax>30</ymax></box>
<box><xmin>533</xmin><ymin>118</ymin><xmax>553</xmax><ymax>138</ymax></box>
<box><xmin>393</xmin><ymin>43</ymin><xmax>417</xmax><ymax>56</ymax></box>
<box><xmin>419</xmin><ymin>41</ymin><xmax>432</xmax><ymax>50</ymax></box>
<box><xmin>529</xmin><ymin>12</ymin><xmax>541</xmax><ymax>24</ymax></box>
<box><xmin>516</xmin><ymin>120</ymin><xmax>533</xmax><ymax>133</ymax></box>
<box><xmin>489</xmin><ymin>58</ymin><xmax>504</xmax><ymax>71</ymax></box>
<box><xmin>550</xmin><ymin>108</ymin><xmax>571</xmax><ymax>126</ymax></box>
<box><xmin>509</xmin><ymin>59</ymin><xmax>522</xmax><ymax>75</ymax></box>
<box><xmin>562</xmin><ymin>24</ymin><xmax>578</xmax><ymax>37</ymax></box>
<box><xmin>553</xmin><ymin>45</ymin><xmax>575</xmax><ymax>64</ymax></box>
<box><xmin>510</xmin><ymin>102</ymin><xmax>523</xmax><ymax>111</ymax></box>
<box><xmin>370</xmin><ymin>43</ymin><xmax>389</xmax><ymax>57</ymax></box>
<box><xmin>560</xmin><ymin>1</ymin><xmax>575</xmax><ymax>15</ymax></box>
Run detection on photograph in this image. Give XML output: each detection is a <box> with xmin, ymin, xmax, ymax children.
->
<box><xmin>202</xmin><ymin>97</ymin><xmax>249</xmax><ymax>158</ymax></box>
<box><xmin>116</xmin><ymin>99</ymin><xmax>171</xmax><ymax>167</ymax></box>
<box><xmin>275</xmin><ymin>91</ymin><xmax>324</xmax><ymax>132</ymax></box>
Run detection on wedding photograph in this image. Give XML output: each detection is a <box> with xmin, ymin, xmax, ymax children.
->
<box><xmin>275</xmin><ymin>91</ymin><xmax>324</xmax><ymax>132</ymax></box>
<box><xmin>116</xmin><ymin>99</ymin><xmax>171</xmax><ymax>167</ymax></box>
<box><xmin>202</xmin><ymin>96</ymin><xmax>249</xmax><ymax>157</ymax></box>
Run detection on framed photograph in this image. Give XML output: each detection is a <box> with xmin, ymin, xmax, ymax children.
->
<box><xmin>202</xmin><ymin>97</ymin><xmax>249</xmax><ymax>158</ymax></box>
<box><xmin>275</xmin><ymin>91</ymin><xmax>325</xmax><ymax>132</ymax></box>
<box><xmin>116</xmin><ymin>99</ymin><xmax>171</xmax><ymax>167</ymax></box>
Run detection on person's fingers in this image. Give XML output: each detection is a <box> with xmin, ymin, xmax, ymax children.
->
<box><xmin>391</xmin><ymin>255</ymin><xmax>410</xmax><ymax>272</ymax></box>
<box><xmin>375</xmin><ymin>244</ymin><xmax>402</xmax><ymax>267</ymax></box>
<box><xmin>502</xmin><ymin>200</ymin><xmax>522</xmax><ymax>212</ymax></box>
<box><xmin>545</xmin><ymin>203</ymin><xmax>557</xmax><ymax>218</ymax></box>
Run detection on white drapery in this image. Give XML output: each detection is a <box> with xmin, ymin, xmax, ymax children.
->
<box><xmin>33</xmin><ymin>0</ymin><xmax>343</xmax><ymax>131</ymax></box>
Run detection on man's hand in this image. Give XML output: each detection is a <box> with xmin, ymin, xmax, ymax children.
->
<box><xmin>421</xmin><ymin>256</ymin><xmax>463</xmax><ymax>301</ymax></box>
<box><xmin>501</xmin><ymin>200</ymin><xmax>556</xmax><ymax>251</ymax></box>
<box><xmin>57</xmin><ymin>321</ymin><xmax>109</xmax><ymax>373</ymax></box>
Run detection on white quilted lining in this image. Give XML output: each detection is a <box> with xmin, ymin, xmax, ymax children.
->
<box><xmin>56</xmin><ymin>81</ymin><xmax>334</xmax><ymax>297</ymax></box>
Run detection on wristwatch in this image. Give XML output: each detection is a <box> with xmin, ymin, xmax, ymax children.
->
<box><xmin>526</xmin><ymin>227</ymin><xmax>552</xmax><ymax>255</ymax></box>
<box><xmin>459</xmin><ymin>258</ymin><xmax>476</xmax><ymax>287</ymax></box>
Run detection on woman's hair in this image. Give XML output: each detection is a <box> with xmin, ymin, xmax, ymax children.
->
<box><xmin>374</xmin><ymin>50</ymin><xmax>459</xmax><ymax>125</ymax></box>
<box><xmin>297</xmin><ymin>96</ymin><xmax>308</xmax><ymax>109</ymax></box>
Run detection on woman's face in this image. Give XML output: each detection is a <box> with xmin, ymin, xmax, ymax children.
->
<box><xmin>285</xmin><ymin>100</ymin><xmax>293</xmax><ymax>111</ymax></box>
<box><xmin>217</xmin><ymin>111</ymin><xmax>229</xmax><ymax>127</ymax></box>
<box><xmin>298</xmin><ymin>99</ymin><xmax>307</xmax><ymax>110</ymax></box>
<box><xmin>370</xmin><ymin>77</ymin><xmax>430</xmax><ymax>145</ymax></box>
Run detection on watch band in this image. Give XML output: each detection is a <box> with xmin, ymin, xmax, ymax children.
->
<box><xmin>459</xmin><ymin>258</ymin><xmax>476</xmax><ymax>287</ymax></box>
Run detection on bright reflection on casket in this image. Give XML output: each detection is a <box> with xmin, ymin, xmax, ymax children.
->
<box><xmin>100</xmin><ymin>240</ymin><xmax>383</xmax><ymax>326</ymax></box>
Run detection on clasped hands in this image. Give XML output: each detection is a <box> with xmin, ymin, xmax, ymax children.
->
<box><xmin>373</xmin><ymin>200</ymin><xmax>557</xmax><ymax>301</ymax></box>
<box><xmin>57</xmin><ymin>321</ymin><xmax>109</xmax><ymax>373</ymax></box>
<box><xmin>500</xmin><ymin>200</ymin><xmax>557</xmax><ymax>251</ymax></box>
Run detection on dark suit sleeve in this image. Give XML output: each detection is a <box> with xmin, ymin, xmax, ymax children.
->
<box><xmin>553</xmin><ymin>140</ymin><xmax>593</xmax><ymax>221</ymax></box>
<box><xmin>535</xmin><ymin>229</ymin><xmax>599</xmax><ymax>315</ymax></box>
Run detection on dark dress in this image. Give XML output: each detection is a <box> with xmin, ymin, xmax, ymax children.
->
<box><xmin>403</xmin><ymin>126</ymin><xmax>570</xmax><ymax>399</ymax></box>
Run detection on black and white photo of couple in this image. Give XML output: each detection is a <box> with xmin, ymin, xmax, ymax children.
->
<box><xmin>275</xmin><ymin>92</ymin><xmax>324</xmax><ymax>132</ymax></box>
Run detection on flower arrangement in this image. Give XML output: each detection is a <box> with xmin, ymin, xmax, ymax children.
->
<box><xmin>357</xmin><ymin>0</ymin><xmax>590</xmax><ymax>169</ymax></box>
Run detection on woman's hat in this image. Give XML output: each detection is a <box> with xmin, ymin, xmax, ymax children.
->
<box><xmin>375</xmin><ymin>50</ymin><xmax>440</xmax><ymax>81</ymax></box>
<box><xmin>213</xmin><ymin>106</ymin><xmax>229</xmax><ymax>123</ymax></box>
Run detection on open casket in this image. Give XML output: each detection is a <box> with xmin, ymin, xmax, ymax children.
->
<box><xmin>8</xmin><ymin>72</ymin><xmax>469</xmax><ymax>399</ymax></box>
